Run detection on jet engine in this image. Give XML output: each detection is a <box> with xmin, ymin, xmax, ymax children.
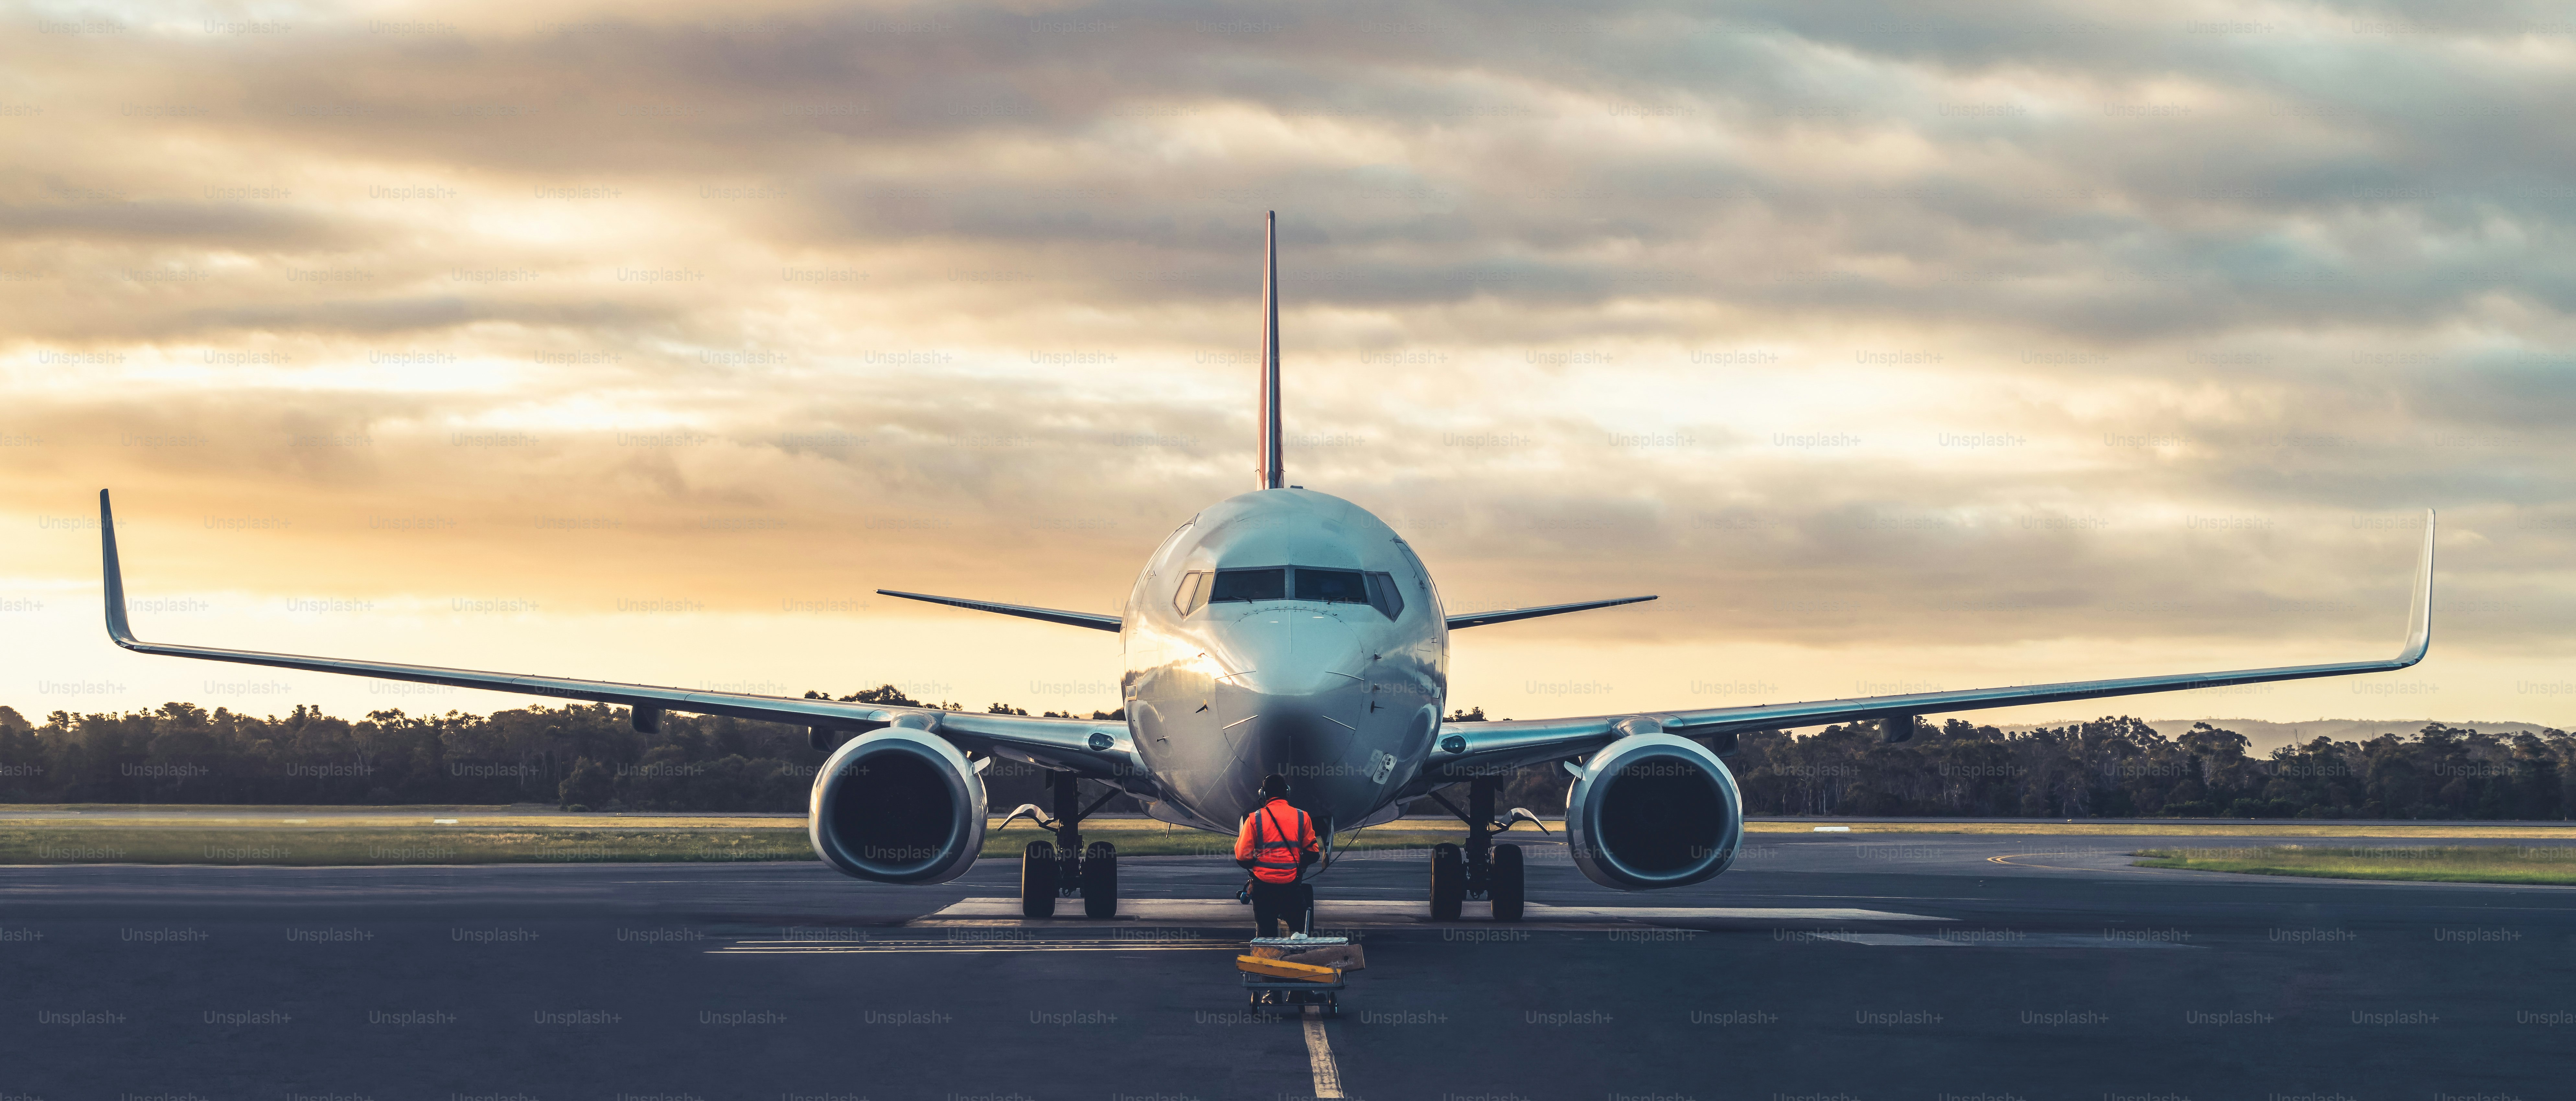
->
<box><xmin>809</xmin><ymin>725</ymin><xmax>986</xmax><ymax>883</ymax></box>
<box><xmin>1563</xmin><ymin>731</ymin><xmax>1743</xmax><ymax>890</ymax></box>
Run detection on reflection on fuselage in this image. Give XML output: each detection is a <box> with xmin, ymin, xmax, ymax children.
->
<box><xmin>1122</xmin><ymin>488</ymin><xmax>1447</xmax><ymax>834</ymax></box>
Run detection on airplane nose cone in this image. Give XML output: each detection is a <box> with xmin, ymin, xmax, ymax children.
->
<box><xmin>1214</xmin><ymin>674</ymin><xmax>1366</xmax><ymax>764</ymax></box>
<box><xmin>1207</xmin><ymin>606</ymin><xmax>1370</xmax><ymax>697</ymax></box>
<box><xmin>1203</xmin><ymin>606</ymin><xmax>1378</xmax><ymax>824</ymax></box>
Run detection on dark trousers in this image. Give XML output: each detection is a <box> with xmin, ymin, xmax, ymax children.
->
<box><xmin>1249</xmin><ymin>880</ymin><xmax>1312</xmax><ymax>938</ymax></box>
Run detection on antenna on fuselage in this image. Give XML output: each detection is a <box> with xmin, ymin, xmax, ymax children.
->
<box><xmin>1257</xmin><ymin>211</ymin><xmax>1283</xmax><ymax>491</ymax></box>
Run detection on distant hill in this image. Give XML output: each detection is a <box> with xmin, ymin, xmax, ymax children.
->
<box><xmin>1997</xmin><ymin>718</ymin><xmax>2564</xmax><ymax>755</ymax></box>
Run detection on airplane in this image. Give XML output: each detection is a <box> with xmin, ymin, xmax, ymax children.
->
<box><xmin>92</xmin><ymin>212</ymin><xmax>2436</xmax><ymax>922</ymax></box>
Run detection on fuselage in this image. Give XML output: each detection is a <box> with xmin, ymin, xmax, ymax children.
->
<box><xmin>1121</xmin><ymin>488</ymin><xmax>1448</xmax><ymax>834</ymax></box>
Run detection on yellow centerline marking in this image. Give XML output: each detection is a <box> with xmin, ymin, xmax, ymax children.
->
<box><xmin>1303</xmin><ymin>1005</ymin><xmax>1343</xmax><ymax>1098</ymax></box>
<box><xmin>1989</xmin><ymin>853</ymin><xmax>2093</xmax><ymax>872</ymax></box>
<box><xmin>1995</xmin><ymin>851</ymin><xmax>2186</xmax><ymax>876</ymax></box>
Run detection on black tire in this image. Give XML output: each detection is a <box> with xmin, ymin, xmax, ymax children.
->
<box><xmin>1490</xmin><ymin>843</ymin><xmax>1525</xmax><ymax>922</ymax></box>
<box><xmin>1082</xmin><ymin>841</ymin><xmax>1118</xmax><ymax>918</ymax></box>
<box><xmin>1020</xmin><ymin>840</ymin><xmax>1058</xmax><ymax>918</ymax></box>
<box><xmin>1429</xmin><ymin>843</ymin><xmax>1465</xmax><ymax>921</ymax></box>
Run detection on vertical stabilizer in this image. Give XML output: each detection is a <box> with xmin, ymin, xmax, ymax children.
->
<box><xmin>1257</xmin><ymin>211</ymin><xmax>1283</xmax><ymax>490</ymax></box>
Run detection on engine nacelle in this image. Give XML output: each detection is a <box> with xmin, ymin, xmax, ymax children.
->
<box><xmin>809</xmin><ymin>725</ymin><xmax>986</xmax><ymax>884</ymax></box>
<box><xmin>1564</xmin><ymin>732</ymin><xmax>1743</xmax><ymax>890</ymax></box>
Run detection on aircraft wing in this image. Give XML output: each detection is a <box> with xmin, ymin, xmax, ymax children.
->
<box><xmin>1445</xmin><ymin>595</ymin><xmax>1655</xmax><ymax>630</ymax></box>
<box><xmin>92</xmin><ymin>490</ymin><xmax>1143</xmax><ymax>784</ymax></box>
<box><xmin>876</xmin><ymin>589</ymin><xmax>1121</xmax><ymax>632</ymax></box>
<box><xmin>1411</xmin><ymin>511</ymin><xmax>2434</xmax><ymax>785</ymax></box>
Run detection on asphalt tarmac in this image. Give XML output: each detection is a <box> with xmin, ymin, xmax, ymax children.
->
<box><xmin>6</xmin><ymin>830</ymin><xmax>2572</xmax><ymax>1101</ymax></box>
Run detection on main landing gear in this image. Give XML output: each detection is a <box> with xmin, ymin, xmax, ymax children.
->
<box><xmin>1424</xmin><ymin>776</ymin><xmax>1545</xmax><ymax>922</ymax></box>
<box><xmin>1002</xmin><ymin>770</ymin><xmax>1121</xmax><ymax>919</ymax></box>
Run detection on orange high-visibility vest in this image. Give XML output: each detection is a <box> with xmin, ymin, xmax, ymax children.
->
<box><xmin>1233</xmin><ymin>797</ymin><xmax>1318</xmax><ymax>883</ymax></box>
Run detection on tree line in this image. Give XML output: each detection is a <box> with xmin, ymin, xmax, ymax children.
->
<box><xmin>1443</xmin><ymin>709</ymin><xmax>2570</xmax><ymax>821</ymax></box>
<box><xmin>1724</xmin><ymin>716</ymin><xmax>2572</xmax><ymax>820</ymax></box>
<box><xmin>0</xmin><ymin>687</ymin><xmax>1113</xmax><ymax>814</ymax></box>
<box><xmin>2</xmin><ymin>694</ymin><xmax>2567</xmax><ymax>820</ymax></box>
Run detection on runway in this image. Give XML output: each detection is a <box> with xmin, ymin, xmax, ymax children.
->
<box><xmin>6</xmin><ymin>830</ymin><xmax>2571</xmax><ymax>1100</ymax></box>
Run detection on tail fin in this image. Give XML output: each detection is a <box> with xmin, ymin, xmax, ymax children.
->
<box><xmin>1257</xmin><ymin>211</ymin><xmax>1282</xmax><ymax>490</ymax></box>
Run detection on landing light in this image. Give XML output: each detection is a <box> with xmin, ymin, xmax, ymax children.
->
<box><xmin>1088</xmin><ymin>732</ymin><xmax>1114</xmax><ymax>751</ymax></box>
<box><xmin>1440</xmin><ymin>735</ymin><xmax>1466</xmax><ymax>754</ymax></box>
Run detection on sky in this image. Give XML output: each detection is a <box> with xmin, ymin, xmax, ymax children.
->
<box><xmin>4</xmin><ymin>0</ymin><xmax>2573</xmax><ymax>736</ymax></box>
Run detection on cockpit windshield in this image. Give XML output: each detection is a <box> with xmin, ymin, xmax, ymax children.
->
<box><xmin>1174</xmin><ymin>566</ymin><xmax>1404</xmax><ymax>620</ymax></box>
<box><xmin>1294</xmin><ymin>568</ymin><xmax>1367</xmax><ymax>604</ymax></box>
<box><xmin>1206</xmin><ymin>568</ymin><xmax>1285</xmax><ymax>603</ymax></box>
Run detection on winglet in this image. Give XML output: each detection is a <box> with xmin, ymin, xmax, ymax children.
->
<box><xmin>2397</xmin><ymin>508</ymin><xmax>2434</xmax><ymax>666</ymax></box>
<box><xmin>99</xmin><ymin>488</ymin><xmax>137</xmax><ymax>646</ymax></box>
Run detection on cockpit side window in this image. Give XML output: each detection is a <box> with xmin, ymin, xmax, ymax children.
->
<box><xmin>1363</xmin><ymin>572</ymin><xmax>1405</xmax><ymax>620</ymax></box>
<box><xmin>1207</xmin><ymin>568</ymin><xmax>1286</xmax><ymax>603</ymax></box>
<box><xmin>1293</xmin><ymin>568</ymin><xmax>1368</xmax><ymax>604</ymax></box>
<box><xmin>1173</xmin><ymin>571</ymin><xmax>1208</xmax><ymax>616</ymax></box>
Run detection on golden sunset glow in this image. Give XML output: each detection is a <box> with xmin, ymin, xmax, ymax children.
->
<box><xmin>6</xmin><ymin>1</ymin><xmax>2571</xmax><ymax>742</ymax></box>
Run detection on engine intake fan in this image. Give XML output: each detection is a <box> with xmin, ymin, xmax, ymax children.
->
<box><xmin>808</xmin><ymin>725</ymin><xmax>986</xmax><ymax>884</ymax></box>
<box><xmin>1562</xmin><ymin>727</ymin><xmax>1744</xmax><ymax>890</ymax></box>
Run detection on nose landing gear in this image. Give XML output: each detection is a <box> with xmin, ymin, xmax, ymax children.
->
<box><xmin>1423</xmin><ymin>776</ymin><xmax>1542</xmax><ymax>921</ymax></box>
<box><xmin>1000</xmin><ymin>771</ymin><xmax>1123</xmax><ymax>919</ymax></box>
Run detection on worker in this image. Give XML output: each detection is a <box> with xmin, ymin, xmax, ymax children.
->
<box><xmin>1234</xmin><ymin>773</ymin><xmax>1320</xmax><ymax>937</ymax></box>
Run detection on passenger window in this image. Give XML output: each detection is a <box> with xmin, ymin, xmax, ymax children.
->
<box><xmin>1294</xmin><ymin>568</ymin><xmax>1369</xmax><ymax>604</ymax></box>
<box><xmin>1173</xmin><ymin>572</ymin><xmax>1207</xmax><ymax>616</ymax></box>
<box><xmin>1207</xmin><ymin>568</ymin><xmax>1286</xmax><ymax>603</ymax></box>
<box><xmin>1363</xmin><ymin>572</ymin><xmax>1405</xmax><ymax>620</ymax></box>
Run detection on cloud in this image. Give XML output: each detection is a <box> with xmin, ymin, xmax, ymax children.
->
<box><xmin>1</xmin><ymin>0</ymin><xmax>2570</xmax><ymax>725</ymax></box>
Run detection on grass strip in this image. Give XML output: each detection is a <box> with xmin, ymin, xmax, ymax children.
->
<box><xmin>7</xmin><ymin>811</ymin><xmax>2566</xmax><ymax>866</ymax></box>
<box><xmin>980</xmin><ymin>824</ymin><xmax>1484</xmax><ymax>858</ymax></box>
<box><xmin>0</xmin><ymin>825</ymin><xmax>811</xmax><ymax>865</ymax></box>
<box><xmin>1746</xmin><ymin>821</ymin><xmax>2576</xmax><ymax>837</ymax></box>
<box><xmin>0</xmin><ymin>818</ymin><xmax>1498</xmax><ymax>865</ymax></box>
<box><xmin>2131</xmin><ymin>844</ymin><xmax>2576</xmax><ymax>885</ymax></box>
<box><xmin>0</xmin><ymin>810</ymin><xmax>800</xmax><ymax>829</ymax></box>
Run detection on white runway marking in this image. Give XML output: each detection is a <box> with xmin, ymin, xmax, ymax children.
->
<box><xmin>1303</xmin><ymin>1005</ymin><xmax>1343</xmax><ymax>1098</ymax></box>
<box><xmin>710</xmin><ymin>937</ymin><xmax>1242</xmax><ymax>955</ymax></box>
<box><xmin>921</xmin><ymin>897</ymin><xmax>1951</xmax><ymax>926</ymax></box>
<box><xmin>1811</xmin><ymin>933</ymin><xmax>1963</xmax><ymax>947</ymax></box>
<box><xmin>1520</xmin><ymin>903</ymin><xmax>1949</xmax><ymax>924</ymax></box>
<box><xmin>1810</xmin><ymin>932</ymin><xmax>2199</xmax><ymax>949</ymax></box>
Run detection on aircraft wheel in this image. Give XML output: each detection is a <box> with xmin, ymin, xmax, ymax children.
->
<box><xmin>1490</xmin><ymin>843</ymin><xmax>1525</xmax><ymax>922</ymax></box>
<box><xmin>1429</xmin><ymin>843</ymin><xmax>1465</xmax><ymax>921</ymax></box>
<box><xmin>1020</xmin><ymin>841</ymin><xmax>1058</xmax><ymax>918</ymax></box>
<box><xmin>1082</xmin><ymin>842</ymin><xmax>1118</xmax><ymax>918</ymax></box>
